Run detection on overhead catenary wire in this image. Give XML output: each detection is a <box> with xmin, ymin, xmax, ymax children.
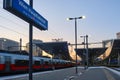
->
<box><xmin>0</xmin><ymin>24</ymin><xmax>28</xmax><ymax>37</ymax></box>
<box><xmin>0</xmin><ymin>15</ymin><xmax>28</xmax><ymax>28</ymax></box>
<box><xmin>0</xmin><ymin>10</ymin><xmax>62</xmax><ymax>41</ymax></box>
<box><xmin>0</xmin><ymin>3</ymin><xmax>64</xmax><ymax>42</ymax></box>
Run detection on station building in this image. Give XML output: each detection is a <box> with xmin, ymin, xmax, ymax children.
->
<box><xmin>0</xmin><ymin>38</ymin><xmax>19</xmax><ymax>51</ymax></box>
<box><xmin>26</xmin><ymin>39</ymin><xmax>43</xmax><ymax>57</ymax></box>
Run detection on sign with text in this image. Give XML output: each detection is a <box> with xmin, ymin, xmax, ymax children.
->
<box><xmin>3</xmin><ymin>0</ymin><xmax>48</xmax><ymax>30</ymax></box>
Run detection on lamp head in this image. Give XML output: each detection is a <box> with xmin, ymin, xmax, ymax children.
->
<box><xmin>79</xmin><ymin>16</ymin><xmax>86</xmax><ymax>19</ymax></box>
<box><xmin>67</xmin><ymin>16</ymin><xmax>86</xmax><ymax>20</ymax></box>
<box><xmin>82</xmin><ymin>16</ymin><xmax>86</xmax><ymax>19</ymax></box>
<box><xmin>66</xmin><ymin>18</ymin><xmax>74</xmax><ymax>20</ymax></box>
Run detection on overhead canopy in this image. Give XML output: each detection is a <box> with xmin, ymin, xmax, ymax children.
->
<box><xmin>76</xmin><ymin>39</ymin><xmax>120</xmax><ymax>65</ymax></box>
<box><xmin>106</xmin><ymin>39</ymin><xmax>120</xmax><ymax>59</ymax></box>
<box><xmin>76</xmin><ymin>48</ymin><xmax>106</xmax><ymax>58</ymax></box>
<box><xmin>35</xmin><ymin>41</ymin><xmax>71</xmax><ymax>60</ymax></box>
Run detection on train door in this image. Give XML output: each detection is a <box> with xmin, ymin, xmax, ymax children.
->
<box><xmin>0</xmin><ymin>55</ymin><xmax>5</xmax><ymax>71</ymax></box>
<box><xmin>41</xmin><ymin>59</ymin><xmax>44</xmax><ymax>69</ymax></box>
<box><xmin>5</xmin><ymin>56</ymin><xmax>11</xmax><ymax>72</ymax></box>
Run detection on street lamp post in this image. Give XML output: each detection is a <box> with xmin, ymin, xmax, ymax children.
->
<box><xmin>80</xmin><ymin>35</ymin><xmax>89</xmax><ymax>69</ymax></box>
<box><xmin>85</xmin><ymin>35</ymin><xmax>89</xmax><ymax>69</ymax></box>
<box><xmin>80</xmin><ymin>36</ymin><xmax>86</xmax><ymax>52</ymax></box>
<box><xmin>67</xmin><ymin>16</ymin><xmax>85</xmax><ymax>74</ymax></box>
<box><xmin>80</xmin><ymin>36</ymin><xmax>86</xmax><ymax>67</ymax></box>
<box><xmin>20</xmin><ymin>38</ymin><xmax>22</xmax><ymax>53</ymax></box>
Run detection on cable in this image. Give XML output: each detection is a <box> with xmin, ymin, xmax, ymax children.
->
<box><xmin>0</xmin><ymin>3</ymin><xmax>59</xmax><ymax>38</ymax></box>
<box><xmin>49</xmin><ymin>27</ymin><xmax>63</xmax><ymax>37</ymax></box>
<box><xmin>0</xmin><ymin>12</ymin><xmax>42</xmax><ymax>41</ymax></box>
<box><xmin>0</xmin><ymin>11</ymin><xmax>63</xmax><ymax>41</ymax></box>
<box><xmin>0</xmin><ymin>24</ymin><xmax>28</xmax><ymax>37</ymax></box>
<box><xmin>0</xmin><ymin>10</ymin><xmax>28</xmax><ymax>28</ymax></box>
<box><xmin>0</xmin><ymin>6</ymin><xmax>28</xmax><ymax>26</ymax></box>
<box><xmin>0</xmin><ymin>5</ymin><xmax>64</xmax><ymax>41</ymax></box>
<box><xmin>0</xmin><ymin>10</ymin><xmax>48</xmax><ymax>39</ymax></box>
<box><xmin>0</xmin><ymin>15</ymin><xmax>27</xmax><ymax>27</ymax></box>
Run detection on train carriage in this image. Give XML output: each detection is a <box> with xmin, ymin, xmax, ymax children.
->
<box><xmin>0</xmin><ymin>53</ymin><xmax>13</xmax><ymax>73</ymax></box>
<box><xmin>41</xmin><ymin>58</ymin><xmax>52</xmax><ymax>70</ymax></box>
<box><xmin>10</xmin><ymin>54</ymin><xmax>29</xmax><ymax>71</ymax></box>
<box><xmin>0</xmin><ymin>52</ymin><xmax>74</xmax><ymax>74</ymax></box>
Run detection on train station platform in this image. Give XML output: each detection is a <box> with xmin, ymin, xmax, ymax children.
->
<box><xmin>75</xmin><ymin>67</ymin><xmax>120</xmax><ymax>80</ymax></box>
<box><xmin>0</xmin><ymin>67</ymin><xmax>120</xmax><ymax>80</ymax></box>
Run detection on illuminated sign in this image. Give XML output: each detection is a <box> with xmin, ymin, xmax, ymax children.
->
<box><xmin>3</xmin><ymin>0</ymin><xmax>48</xmax><ymax>30</ymax></box>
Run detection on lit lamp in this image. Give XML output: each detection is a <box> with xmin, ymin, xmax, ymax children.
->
<box><xmin>67</xmin><ymin>16</ymin><xmax>86</xmax><ymax>74</ymax></box>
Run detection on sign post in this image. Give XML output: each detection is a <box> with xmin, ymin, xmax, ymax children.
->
<box><xmin>29</xmin><ymin>0</ymin><xmax>33</xmax><ymax>80</ymax></box>
<box><xmin>3</xmin><ymin>0</ymin><xmax>48</xmax><ymax>80</ymax></box>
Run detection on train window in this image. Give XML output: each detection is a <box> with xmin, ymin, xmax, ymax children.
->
<box><xmin>15</xmin><ymin>60</ymin><xmax>29</xmax><ymax>66</ymax></box>
<box><xmin>49</xmin><ymin>60</ymin><xmax>52</xmax><ymax>64</ymax></box>
<box><xmin>41</xmin><ymin>59</ymin><xmax>44</xmax><ymax>64</ymax></box>
<box><xmin>45</xmin><ymin>61</ymin><xmax>49</xmax><ymax>65</ymax></box>
<box><xmin>52</xmin><ymin>62</ymin><xmax>55</xmax><ymax>65</ymax></box>
<box><xmin>34</xmin><ymin>61</ymin><xmax>40</xmax><ymax>65</ymax></box>
<box><xmin>0</xmin><ymin>56</ymin><xmax>1</xmax><ymax>63</ymax></box>
<box><xmin>0</xmin><ymin>56</ymin><xmax>3</xmax><ymax>63</ymax></box>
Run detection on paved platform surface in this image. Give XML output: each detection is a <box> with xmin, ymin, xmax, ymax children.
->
<box><xmin>0</xmin><ymin>67</ymin><xmax>120</xmax><ymax>80</ymax></box>
<box><xmin>75</xmin><ymin>67</ymin><xmax>120</xmax><ymax>80</ymax></box>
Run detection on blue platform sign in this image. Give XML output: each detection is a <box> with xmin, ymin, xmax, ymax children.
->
<box><xmin>3</xmin><ymin>0</ymin><xmax>48</xmax><ymax>30</ymax></box>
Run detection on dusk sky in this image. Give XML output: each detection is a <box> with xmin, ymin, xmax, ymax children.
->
<box><xmin>0</xmin><ymin>0</ymin><xmax>120</xmax><ymax>47</ymax></box>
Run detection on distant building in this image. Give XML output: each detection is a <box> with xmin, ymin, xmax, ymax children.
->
<box><xmin>0</xmin><ymin>38</ymin><xmax>19</xmax><ymax>51</ymax></box>
<box><xmin>116</xmin><ymin>32</ymin><xmax>120</xmax><ymax>39</ymax></box>
<box><xmin>26</xmin><ymin>39</ymin><xmax>43</xmax><ymax>56</ymax></box>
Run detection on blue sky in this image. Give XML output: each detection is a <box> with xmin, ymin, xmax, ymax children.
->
<box><xmin>0</xmin><ymin>0</ymin><xmax>120</xmax><ymax>46</ymax></box>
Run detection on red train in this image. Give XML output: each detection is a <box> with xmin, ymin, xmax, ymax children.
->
<box><xmin>0</xmin><ymin>52</ymin><xmax>75</xmax><ymax>73</ymax></box>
